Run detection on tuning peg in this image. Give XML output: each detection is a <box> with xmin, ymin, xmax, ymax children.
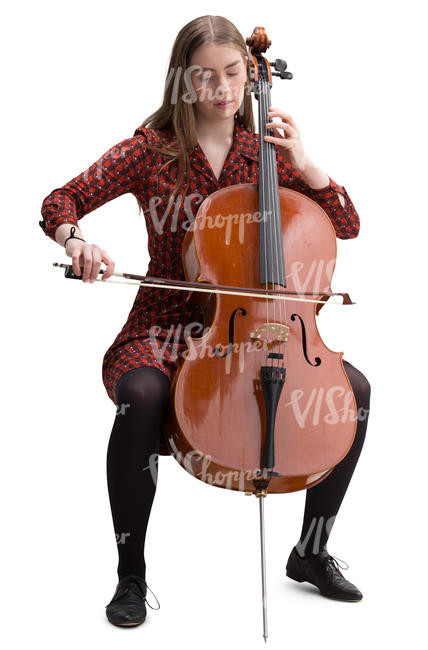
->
<box><xmin>269</xmin><ymin>59</ymin><xmax>288</xmax><ymax>72</ymax></box>
<box><xmin>269</xmin><ymin>59</ymin><xmax>293</xmax><ymax>80</ymax></box>
<box><xmin>272</xmin><ymin>70</ymin><xmax>293</xmax><ymax>80</ymax></box>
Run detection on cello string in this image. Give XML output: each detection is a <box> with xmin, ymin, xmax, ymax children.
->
<box><xmin>264</xmin><ymin>82</ymin><xmax>280</xmax><ymax>369</ymax></box>
<box><xmin>270</xmin><ymin>82</ymin><xmax>288</xmax><ymax>369</ymax></box>
<box><xmin>260</xmin><ymin>85</ymin><xmax>275</xmax><ymax>367</ymax></box>
<box><xmin>261</xmin><ymin>82</ymin><xmax>276</xmax><ymax>366</ymax></box>
<box><xmin>261</xmin><ymin>78</ymin><xmax>279</xmax><ymax>484</ymax></box>
<box><xmin>258</xmin><ymin>79</ymin><xmax>270</xmax><ymax>366</ymax></box>
<box><xmin>264</xmin><ymin>80</ymin><xmax>286</xmax><ymax>369</ymax></box>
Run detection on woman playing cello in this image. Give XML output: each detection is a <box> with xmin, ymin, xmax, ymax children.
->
<box><xmin>40</xmin><ymin>15</ymin><xmax>371</xmax><ymax>627</ymax></box>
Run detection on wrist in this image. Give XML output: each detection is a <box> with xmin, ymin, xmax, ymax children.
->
<box><xmin>299</xmin><ymin>157</ymin><xmax>330</xmax><ymax>190</ymax></box>
<box><xmin>63</xmin><ymin>225</ymin><xmax>86</xmax><ymax>248</ymax></box>
<box><xmin>54</xmin><ymin>223</ymin><xmax>85</xmax><ymax>247</ymax></box>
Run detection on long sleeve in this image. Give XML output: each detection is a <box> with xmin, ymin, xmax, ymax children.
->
<box><xmin>39</xmin><ymin>135</ymin><xmax>147</xmax><ymax>242</ymax></box>
<box><xmin>276</xmin><ymin>152</ymin><xmax>360</xmax><ymax>239</ymax></box>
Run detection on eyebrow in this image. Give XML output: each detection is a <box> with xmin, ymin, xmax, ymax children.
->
<box><xmin>199</xmin><ymin>59</ymin><xmax>241</xmax><ymax>72</ymax></box>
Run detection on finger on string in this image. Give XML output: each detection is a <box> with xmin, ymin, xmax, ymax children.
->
<box><xmin>268</xmin><ymin>107</ymin><xmax>298</xmax><ymax>130</ymax></box>
<box><xmin>264</xmin><ymin>135</ymin><xmax>292</xmax><ymax>146</ymax></box>
<box><xmin>266</xmin><ymin>121</ymin><xmax>293</xmax><ymax>138</ymax></box>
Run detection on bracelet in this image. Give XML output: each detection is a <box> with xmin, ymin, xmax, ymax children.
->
<box><xmin>64</xmin><ymin>226</ymin><xmax>86</xmax><ymax>247</ymax></box>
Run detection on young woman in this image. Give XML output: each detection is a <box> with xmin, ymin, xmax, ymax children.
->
<box><xmin>40</xmin><ymin>15</ymin><xmax>371</xmax><ymax>627</ymax></box>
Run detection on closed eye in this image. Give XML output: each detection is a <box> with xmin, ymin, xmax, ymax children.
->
<box><xmin>202</xmin><ymin>72</ymin><xmax>239</xmax><ymax>82</ymax></box>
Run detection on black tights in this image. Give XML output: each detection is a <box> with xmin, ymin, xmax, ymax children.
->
<box><xmin>296</xmin><ymin>360</ymin><xmax>371</xmax><ymax>557</ymax></box>
<box><xmin>106</xmin><ymin>361</ymin><xmax>370</xmax><ymax>579</ymax></box>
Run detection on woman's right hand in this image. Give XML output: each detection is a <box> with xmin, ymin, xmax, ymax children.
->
<box><xmin>65</xmin><ymin>239</ymin><xmax>115</xmax><ymax>283</ymax></box>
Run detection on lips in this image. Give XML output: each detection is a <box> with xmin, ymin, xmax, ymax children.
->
<box><xmin>214</xmin><ymin>100</ymin><xmax>232</xmax><ymax>106</ymax></box>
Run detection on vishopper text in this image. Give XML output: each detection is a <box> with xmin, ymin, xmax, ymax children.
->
<box><xmin>141</xmin><ymin>448</ymin><xmax>261</xmax><ymax>492</ymax></box>
<box><xmin>146</xmin><ymin>193</ymin><xmax>269</xmax><ymax>236</ymax></box>
<box><xmin>147</xmin><ymin>322</ymin><xmax>265</xmax><ymax>376</ymax></box>
<box><xmin>115</xmin><ymin>402</ymin><xmax>130</xmax><ymax>416</ymax></box>
<box><xmin>164</xmin><ymin>64</ymin><xmax>255</xmax><ymax>108</ymax></box>
<box><xmin>144</xmin><ymin>323</ymin><xmax>369</xmax><ymax>426</ymax></box>
<box><xmin>286</xmin><ymin>386</ymin><xmax>369</xmax><ymax>426</ymax></box>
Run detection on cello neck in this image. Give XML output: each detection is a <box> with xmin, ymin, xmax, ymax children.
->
<box><xmin>254</xmin><ymin>54</ymin><xmax>287</xmax><ymax>288</ymax></box>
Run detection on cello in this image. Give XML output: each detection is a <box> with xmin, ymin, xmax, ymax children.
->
<box><xmin>54</xmin><ymin>26</ymin><xmax>358</xmax><ymax>641</ymax></box>
<box><xmin>162</xmin><ymin>25</ymin><xmax>358</xmax><ymax>638</ymax></box>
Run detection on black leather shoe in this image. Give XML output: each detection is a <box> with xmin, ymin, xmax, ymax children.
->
<box><xmin>285</xmin><ymin>546</ymin><xmax>363</xmax><ymax>601</ymax></box>
<box><xmin>105</xmin><ymin>574</ymin><xmax>148</xmax><ymax>626</ymax></box>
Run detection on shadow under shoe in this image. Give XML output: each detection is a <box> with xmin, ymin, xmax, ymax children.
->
<box><xmin>285</xmin><ymin>547</ymin><xmax>363</xmax><ymax>602</ymax></box>
<box><xmin>105</xmin><ymin>574</ymin><xmax>150</xmax><ymax>626</ymax></box>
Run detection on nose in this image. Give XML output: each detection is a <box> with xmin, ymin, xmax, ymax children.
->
<box><xmin>215</xmin><ymin>75</ymin><xmax>235</xmax><ymax>100</ymax></box>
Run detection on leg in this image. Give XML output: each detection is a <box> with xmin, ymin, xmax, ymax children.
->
<box><xmin>106</xmin><ymin>365</ymin><xmax>171</xmax><ymax>580</ymax></box>
<box><xmin>296</xmin><ymin>360</ymin><xmax>371</xmax><ymax>557</ymax></box>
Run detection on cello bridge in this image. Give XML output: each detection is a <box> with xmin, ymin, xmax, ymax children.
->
<box><xmin>250</xmin><ymin>323</ymin><xmax>290</xmax><ymax>345</ymax></box>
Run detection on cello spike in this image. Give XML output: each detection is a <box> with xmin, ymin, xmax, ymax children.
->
<box><xmin>258</xmin><ymin>490</ymin><xmax>268</xmax><ymax>642</ymax></box>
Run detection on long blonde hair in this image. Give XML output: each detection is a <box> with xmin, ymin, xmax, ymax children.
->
<box><xmin>133</xmin><ymin>15</ymin><xmax>255</xmax><ymax>210</ymax></box>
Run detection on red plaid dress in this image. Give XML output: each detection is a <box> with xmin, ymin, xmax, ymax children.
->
<box><xmin>40</xmin><ymin>117</ymin><xmax>360</xmax><ymax>454</ymax></box>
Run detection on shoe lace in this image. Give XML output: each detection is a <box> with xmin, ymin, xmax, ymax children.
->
<box><xmin>106</xmin><ymin>576</ymin><xmax>161</xmax><ymax>610</ymax></box>
<box><xmin>325</xmin><ymin>554</ymin><xmax>349</xmax><ymax>573</ymax></box>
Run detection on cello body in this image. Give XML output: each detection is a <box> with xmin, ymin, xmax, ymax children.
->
<box><xmin>162</xmin><ymin>183</ymin><xmax>358</xmax><ymax>494</ymax></box>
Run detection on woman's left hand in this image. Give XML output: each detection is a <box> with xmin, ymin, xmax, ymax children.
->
<box><xmin>264</xmin><ymin>106</ymin><xmax>309</xmax><ymax>172</ymax></box>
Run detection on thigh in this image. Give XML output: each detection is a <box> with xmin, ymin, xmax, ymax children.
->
<box><xmin>103</xmin><ymin>338</ymin><xmax>174</xmax><ymax>407</ymax></box>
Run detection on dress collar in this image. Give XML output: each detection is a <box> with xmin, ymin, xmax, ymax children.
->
<box><xmin>232</xmin><ymin>120</ymin><xmax>259</xmax><ymax>163</ymax></box>
<box><xmin>189</xmin><ymin>118</ymin><xmax>259</xmax><ymax>185</ymax></box>
<box><xmin>138</xmin><ymin>118</ymin><xmax>260</xmax><ymax>186</ymax></box>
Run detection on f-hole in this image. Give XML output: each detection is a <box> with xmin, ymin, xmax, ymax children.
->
<box><xmin>214</xmin><ymin>307</ymin><xmax>247</xmax><ymax>358</ymax></box>
<box><xmin>291</xmin><ymin>313</ymin><xmax>321</xmax><ymax>367</ymax></box>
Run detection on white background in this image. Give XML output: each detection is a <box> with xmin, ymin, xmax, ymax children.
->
<box><xmin>2</xmin><ymin>0</ymin><xmax>427</xmax><ymax>648</ymax></box>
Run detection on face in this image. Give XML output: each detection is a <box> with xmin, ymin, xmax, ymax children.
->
<box><xmin>187</xmin><ymin>43</ymin><xmax>248</xmax><ymax>122</ymax></box>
